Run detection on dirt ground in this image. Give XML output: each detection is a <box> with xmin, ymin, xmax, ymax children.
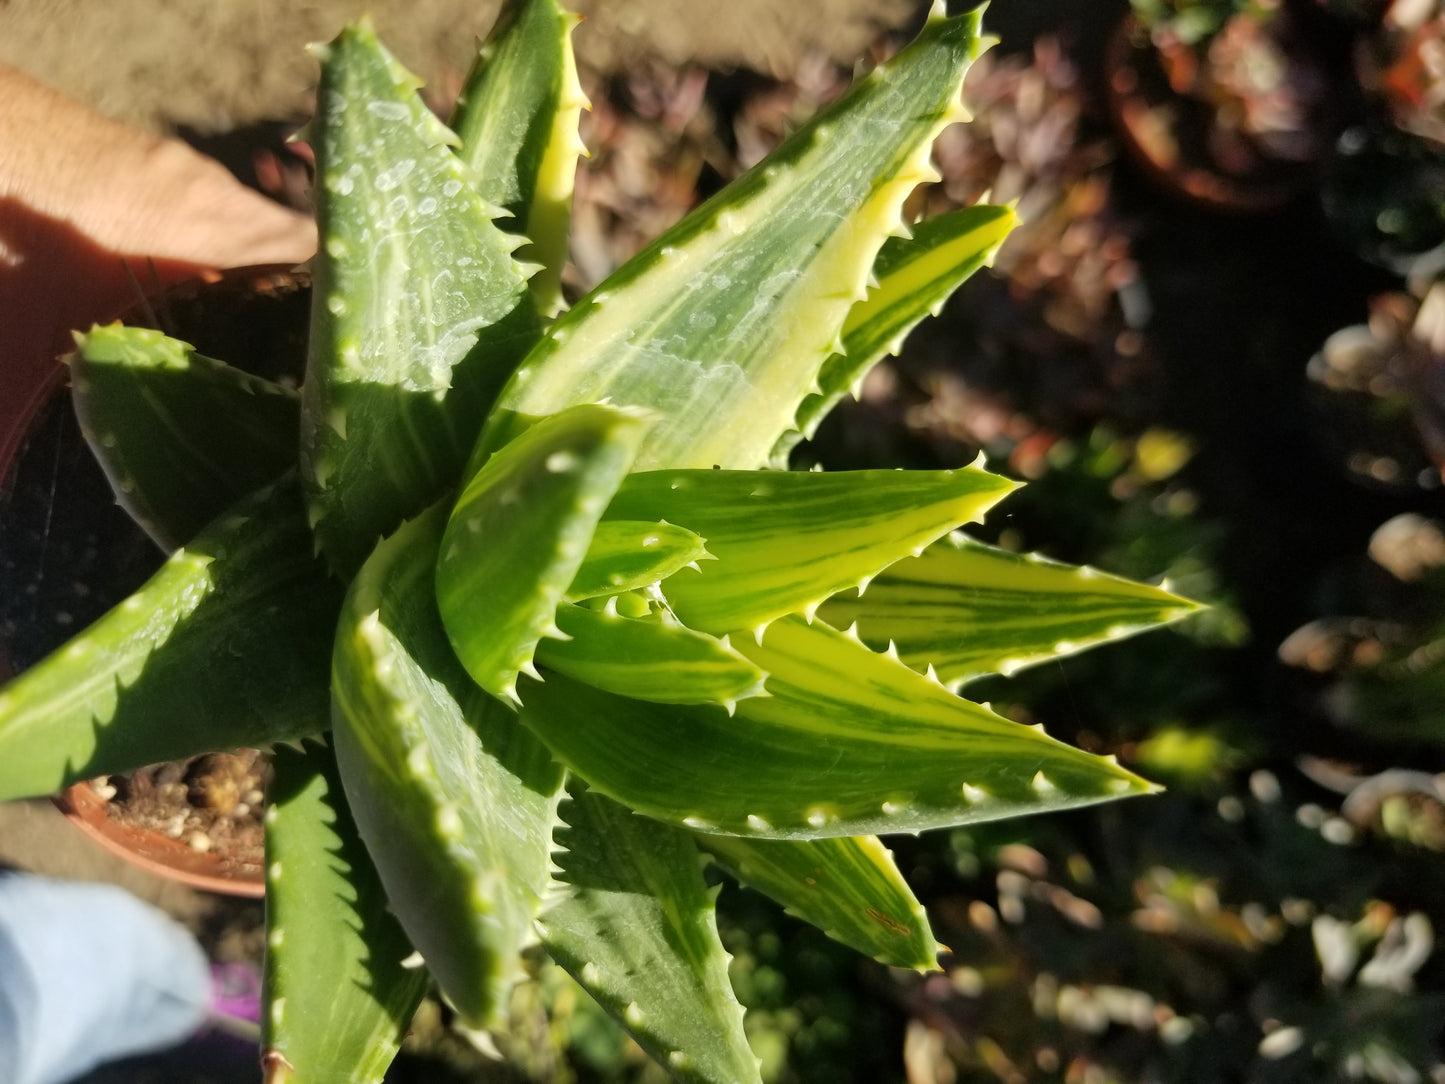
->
<box><xmin>0</xmin><ymin>0</ymin><xmax>921</xmax><ymax>132</ymax></box>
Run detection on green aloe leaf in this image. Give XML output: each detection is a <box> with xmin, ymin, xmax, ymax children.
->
<box><xmin>539</xmin><ymin>785</ymin><xmax>761</xmax><ymax>1084</ymax></box>
<box><xmin>536</xmin><ymin>602</ymin><xmax>765</xmax><ymax>707</ymax></box>
<box><xmin>520</xmin><ymin>614</ymin><xmax>1154</xmax><ymax>840</ymax></box>
<box><xmin>436</xmin><ymin>403</ymin><xmax>651</xmax><ymax>703</ymax></box>
<box><xmin>818</xmin><ymin>534</ymin><xmax>1202</xmax><ymax>686</ymax></box>
<box><xmin>0</xmin><ymin>476</ymin><xmax>338</xmax><ymax>802</ymax></box>
<box><xmin>470</xmin><ymin>4</ymin><xmax>985</xmax><ymax>475</ymax></box>
<box><xmin>603</xmin><ymin>465</ymin><xmax>1017</xmax><ymax>635</ymax></box>
<box><xmin>263</xmin><ymin>740</ymin><xmax>427</xmax><ymax>1084</ymax></box>
<box><xmin>699</xmin><ymin>834</ymin><xmax>942</xmax><ymax>971</ymax></box>
<box><xmin>70</xmin><ymin>325</ymin><xmax>299</xmax><ymax>551</ymax></box>
<box><xmin>566</xmin><ymin>520</ymin><xmax>709</xmax><ymax>601</ymax></box>
<box><xmin>775</xmin><ymin>204</ymin><xmax>1016</xmax><ymax>464</ymax></box>
<box><xmin>450</xmin><ymin>0</ymin><xmax>587</xmax><ymax>315</ymax></box>
<box><xmin>332</xmin><ymin>504</ymin><xmax>565</xmax><ymax>1027</ymax></box>
<box><xmin>302</xmin><ymin>19</ymin><xmax>541</xmax><ymax>574</ymax></box>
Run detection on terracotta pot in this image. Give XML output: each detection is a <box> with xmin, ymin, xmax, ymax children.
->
<box><xmin>0</xmin><ymin>265</ymin><xmax>310</xmax><ymax>897</ymax></box>
<box><xmin>55</xmin><ymin>781</ymin><xmax>266</xmax><ymax>897</ymax></box>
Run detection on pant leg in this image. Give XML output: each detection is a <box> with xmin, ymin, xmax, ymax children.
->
<box><xmin>0</xmin><ymin>872</ymin><xmax>211</xmax><ymax>1084</ymax></box>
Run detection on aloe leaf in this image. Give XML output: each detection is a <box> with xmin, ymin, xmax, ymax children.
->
<box><xmin>566</xmin><ymin>519</ymin><xmax>709</xmax><ymax>601</ymax></box>
<box><xmin>450</xmin><ymin>0</ymin><xmax>586</xmax><ymax>315</ymax></box>
<box><xmin>263</xmin><ymin>740</ymin><xmax>427</xmax><ymax>1084</ymax></box>
<box><xmin>70</xmin><ymin>325</ymin><xmax>299</xmax><ymax>551</ymax></box>
<box><xmin>0</xmin><ymin>476</ymin><xmax>338</xmax><ymax>803</ymax></box>
<box><xmin>436</xmin><ymin>404</ymin><xmax>651</xmax><ymax>703</ymax></box>
<box><xmin>774</xmin><ymin>204</ymin><xmax>1016</xmax><ymax>464</ymax></box>
<box><xmin>536</xmin><ymin>603</ymin><xmax>765</xmax><ymax>706</ymax></box>
<box><xmin>302</xmin><ymin>19</ymin><xmax>541</xmax><ymax>574</ymax></box>
<box><xmin>818</xmin><ymin>534</ymin><xmax>1202</xmax><ymax>686</ymax></box>
<box><xmin>699</xmin><ymin>834</ymin><xmax>942</xmax><ymax>971</ymax></box>
<box><xmin>603</xmin><ymin>465</ymin><xmax>1017</xmax><ymax>634</ymax></box>
<box><xmin>332</xmin><ymin>503</ymin><xmax>564</xmax><ymax>1027</ymax></box>
<box><xmin>539</xmin><ymin>786</ymin><xmax>761</xmax><ymax>1084</ymax></box>
<box><xmin>471</xmin><ymin>4</ymin><xmax>986</xmax><ymax>474</ymax></box>
<box><xmin>520</xmin><ymin>614</ymin><xmax>1155</xmax><ymax>840</ymax></box>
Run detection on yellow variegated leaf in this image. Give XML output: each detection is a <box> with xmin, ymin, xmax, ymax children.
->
<box><xmin>469</xmin><ymin>6</ymin><xmax>988</xmax><ymax>474</ymax></box>
<box><xmin>700</xmin><ymin>833</ymin><xmax>943</xmax><ymax>971</ymax></box>
<box><xmin>519</xmin><ymin>615</ymin><xmax>1154</xmax><ymax>840</ymax></box>
<box><xmin>450</xmin><ymin>0</ymin><xmax>587</xmax><ymax>315</ymax></box>
<box><xmin>436</xmin><ymin>404</ymin><xmax>651</xmax><ymax>702</ymax></box>
<box><xmin>819</xmin><ymin>533</ymin><xmax>1202</xmax><ymax>685</ymax></box>
<box><xmin>776</xmin><ymin>204</ymin><xmax>1016</xmax><ymax>464</ymax></box>
<box><xmin>566</xmin><ymin>520</ymin><xmax>709</xmax><ymax>601</ymax></box>
<box><xmin>603</xmin><ymin>465</ymin><xmax>1016</xmax><ymax>634</ymax></box>
<box><xmin>537</xmin><ymin>602</ymin><xmax>766</xmax><ymax>706</ymax></box>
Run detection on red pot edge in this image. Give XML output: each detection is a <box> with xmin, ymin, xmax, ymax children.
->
<box><xmin>53</xmin><ymin>783</ymin><xmax>266</xmax><ymax>899</ymax></box>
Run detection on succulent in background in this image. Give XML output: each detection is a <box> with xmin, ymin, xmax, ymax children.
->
<box><xmin>1307</xmin><ymin>280</ymin><xmax>1445</xmax><ymax>491</ymax></box>
<box><xmin>1111</xmin><ymin>0</ymin><xmax>1333</xmax><ymax>210</ymax></box>
<box><xmin>0</xmin><ymin>2</ymin><xmax>1198</xmax><ymax>1082</ymax></box>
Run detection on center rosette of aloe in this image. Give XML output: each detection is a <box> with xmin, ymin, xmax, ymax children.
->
<box><xmin>0</xmin><ymin>2</ymin><xmax>1198</xmax><ymax>1081</ymax></box>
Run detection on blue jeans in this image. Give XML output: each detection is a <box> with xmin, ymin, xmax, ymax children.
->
<box><xmin>0</xmin><ymin>872</ymin><xmax>211</xmax><ymax>1084</ymax></box>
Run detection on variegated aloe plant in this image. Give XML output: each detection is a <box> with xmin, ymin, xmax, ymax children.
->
<box><xmin>0</xmin><ymin>2</ymin><xmax>1197</xmax><ymax>1081</ymax></box>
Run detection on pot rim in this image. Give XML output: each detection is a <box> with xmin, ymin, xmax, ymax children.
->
<box><xmin>54</xmin><ymin>781</ymin><xmax>266</xmax><ymax>898</ymax></box>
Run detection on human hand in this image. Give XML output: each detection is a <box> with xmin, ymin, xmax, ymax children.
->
<box><xmin>0</xmin><ymin>63</ymin><xmax>316</xmax><ymax>452</ymax></box>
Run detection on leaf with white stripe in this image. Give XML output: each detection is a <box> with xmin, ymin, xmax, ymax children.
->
<box><xmin>302</xmin><ymin>20</ymin><xmax>540</xmax><ymax>574</ymax></box>
<box><xmin>332</xmin><ymin>504</ymin><xmax>564</xmax><ymax>1027</ymax></box>
<box><xmin>602</xmin><ymin>465</ymin><xmax>1016</xmax><ymax>635</ymax></box>
<box><xmin>700</xmin><ymin>833</ymin><xmax>942</xmax><ymax>971</ymax></box>
<box><xmin>566</xmin><ymin>520</ymin><xmax>708</xmax><ymax>602</ymax></box>
<box><xmin>539</xmin><ymin>785</ymin><xmax>761</xmax><ymax>1084</ymax></box>
<box><xmin>519</xmin><ymin>614</ymin><xmax>1154</xmax><ymax>840</ymax></box>
<box><xmin>818</xmin><ymin>534</ymin><xmax>1202</xmax><ymax>685</ymax></box>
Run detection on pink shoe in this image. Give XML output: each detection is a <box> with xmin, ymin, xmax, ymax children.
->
<box><xmin>208</xmin><ymin>962</ymin><xmax>262</xmax><ymax>1036</ymax></box>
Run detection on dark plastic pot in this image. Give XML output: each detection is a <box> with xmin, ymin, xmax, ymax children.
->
<box><xmin>0</xmin><ymin>265</ymin><xmax>310</xmax><ymax>897</ymax></box>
